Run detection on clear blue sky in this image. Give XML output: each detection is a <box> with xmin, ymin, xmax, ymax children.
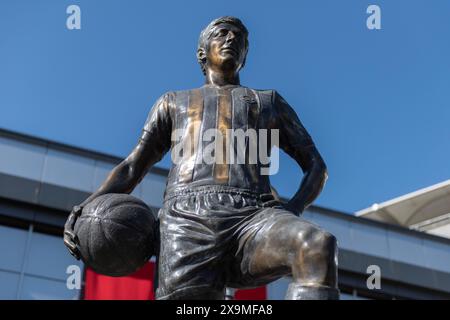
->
<box><xmin>1</xmin><ymin>0</ymin><xmax>449</xmax><ymax>213</ymax></box>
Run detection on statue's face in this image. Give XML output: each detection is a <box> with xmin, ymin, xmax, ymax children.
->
<box><xmin>205</xmin><ymin>23</ymin><xmax>247</xmax><ymax>73</ymax></box>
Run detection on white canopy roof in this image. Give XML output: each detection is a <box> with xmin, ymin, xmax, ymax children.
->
<box><xmin>357</xmin><ymin>180</ymin><xmax>450</xmax><ymax>236</ymax></box>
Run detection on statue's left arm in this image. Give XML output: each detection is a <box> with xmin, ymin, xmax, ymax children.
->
<box><xmin>274</xmin><ymin>91</ymin><xmax>328</xmax><ymax>215</ymax></box>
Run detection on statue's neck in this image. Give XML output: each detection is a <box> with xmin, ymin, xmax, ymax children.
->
<box><xmin>205</xmin><ymin>68</ymin><xmax>240</xmax><ymax>87</ymax></box>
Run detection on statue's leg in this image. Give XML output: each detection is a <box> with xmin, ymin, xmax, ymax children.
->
<box><xmin>231</xmin><ymin>208</ymin><xmax>339</xmax><ymax>300</ymax></box>
<box><xmin>155</xmin><ymin>198</ymin><xmax>226</xmax><ymax>300</ymax></box>
<box><xmin>156</xmin><ymin>286</ymin><xmax>225</xmax><ymax>300</ymax></box>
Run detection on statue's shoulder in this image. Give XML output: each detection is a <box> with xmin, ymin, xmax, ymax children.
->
<box><xmin>245</xmin><ymin>87</ymin><xmax>277</xmax><ymax>104</ymax></box>
<box><xmin>249</xmin><ymin>88</ymin><xmax>275</xmax><ymax>95</ymax></box>
<box><xmin>240</xmin><ymin>86</ymin><xmax>273</xmax><ymax>96</ymax></box>
<box><xmin>162</xmin><ymin>88</ymin><xmax>202</xmax><ymax>102</ymax></box>
<box><xmin>168</xmin><ymin>87</ymin><xmax>204</xmax><ymax>94</ymax></box>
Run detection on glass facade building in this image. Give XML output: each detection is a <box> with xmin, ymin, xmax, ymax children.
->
<box><xmin>1</xmin><ymin>128</ymin><xmax>449</xmax><ymax>300</ymax></box>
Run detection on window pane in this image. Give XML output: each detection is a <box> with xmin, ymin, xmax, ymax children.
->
<box><xmin>0</xmin><ymin>270</ymin><xmax>20</xmax><ymax>299</ymax></box>
<box><xmin>0</xmin><ymin>225</ymin><xmax>28</xmax><ymax>272</ymax></box>
<box><xmin>20</xmin><ymin>276</ymin><xmax>80</xmax><ymax>300</ymax></box>
<box><xmin>26</xmin><ymin>231</ymin><xmax>82</xmax><ymax>281</ymax></box>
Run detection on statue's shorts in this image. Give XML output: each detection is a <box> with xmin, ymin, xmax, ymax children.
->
<box><xmin>155</xmin><ymin>185</ymin><xmax>318</xmax><ymax>300</ymax></box>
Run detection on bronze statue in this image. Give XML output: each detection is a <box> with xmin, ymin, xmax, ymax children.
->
<box><xmin>64</xmin><ymin>16</ymin><xmax>338</xmax><ymax>300</ymax></box>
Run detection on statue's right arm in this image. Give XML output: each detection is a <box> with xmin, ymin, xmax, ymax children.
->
<box><xmin>78</xmin><ymin>131</ymin><xmax>163</xmax><ymax>208</ymax></box>
<box><xmin>64</xmin><ymin>93</ymin><xmax>173</xmax><ymax>259</ymax></box>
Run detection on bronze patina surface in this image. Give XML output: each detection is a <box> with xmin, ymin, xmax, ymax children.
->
<box><xmin>64</xmin><ymin>16</ymin><xmax>338</xmax><ymax>300</ymax></box>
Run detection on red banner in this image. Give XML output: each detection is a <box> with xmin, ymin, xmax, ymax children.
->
<box><xmin>84</xmin><ymin>262</ymin><xmax>266</xmax><ymax>300</ymax></box>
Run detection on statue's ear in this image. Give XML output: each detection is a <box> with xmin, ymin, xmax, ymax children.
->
<box><xmin>197</xmin><ymin>47</ymin><xmax>207</xmax><ymax>64</ymax></box>
<box><xmin>239</xmin><ymin>47</ymin><xmax>248</xmax><ymax>71</ymax></box>
<box><xmin>240</xmin><ymin>56</ymin><xmax>247</xmax><ymax>70</ymax></box>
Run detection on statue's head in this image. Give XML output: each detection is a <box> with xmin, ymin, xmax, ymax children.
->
<box><xmin>197</xmin><ymin>16</ymin><xmax>249</xmax><ymax>76</ymax></box>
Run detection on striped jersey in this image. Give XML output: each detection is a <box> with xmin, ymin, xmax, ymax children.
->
<box><xmin>142</xmin><ymin>84</ymin><xmax>314</xmax><ymax>197</ymax></box>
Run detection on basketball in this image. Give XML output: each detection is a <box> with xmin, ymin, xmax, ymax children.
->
<box><xmin>74</xmin><ymin>193</ymin><xmax>157</xmax><ymax>277</ymax></box>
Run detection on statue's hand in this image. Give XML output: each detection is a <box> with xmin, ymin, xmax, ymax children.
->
<box><xmin>64</xmin><ymin>205</ymin><xmax>83</xmax><ymax>260</ymax></box>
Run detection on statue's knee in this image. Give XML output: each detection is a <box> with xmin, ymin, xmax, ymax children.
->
<box><xmin>319</xmin><ymin>231</ymin><xmax>338</xmax><ymax>260</ymax></box>
<box><xmin>294</xmin><ymin>229</ymin><xmax>337</xmax><ymax>265</ymax></box>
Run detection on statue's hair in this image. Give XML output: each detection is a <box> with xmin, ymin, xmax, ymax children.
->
<box><xmin>197</xmin><ymin>16</ymin><xmax>249</xmax><ymax>75</ymax></box>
